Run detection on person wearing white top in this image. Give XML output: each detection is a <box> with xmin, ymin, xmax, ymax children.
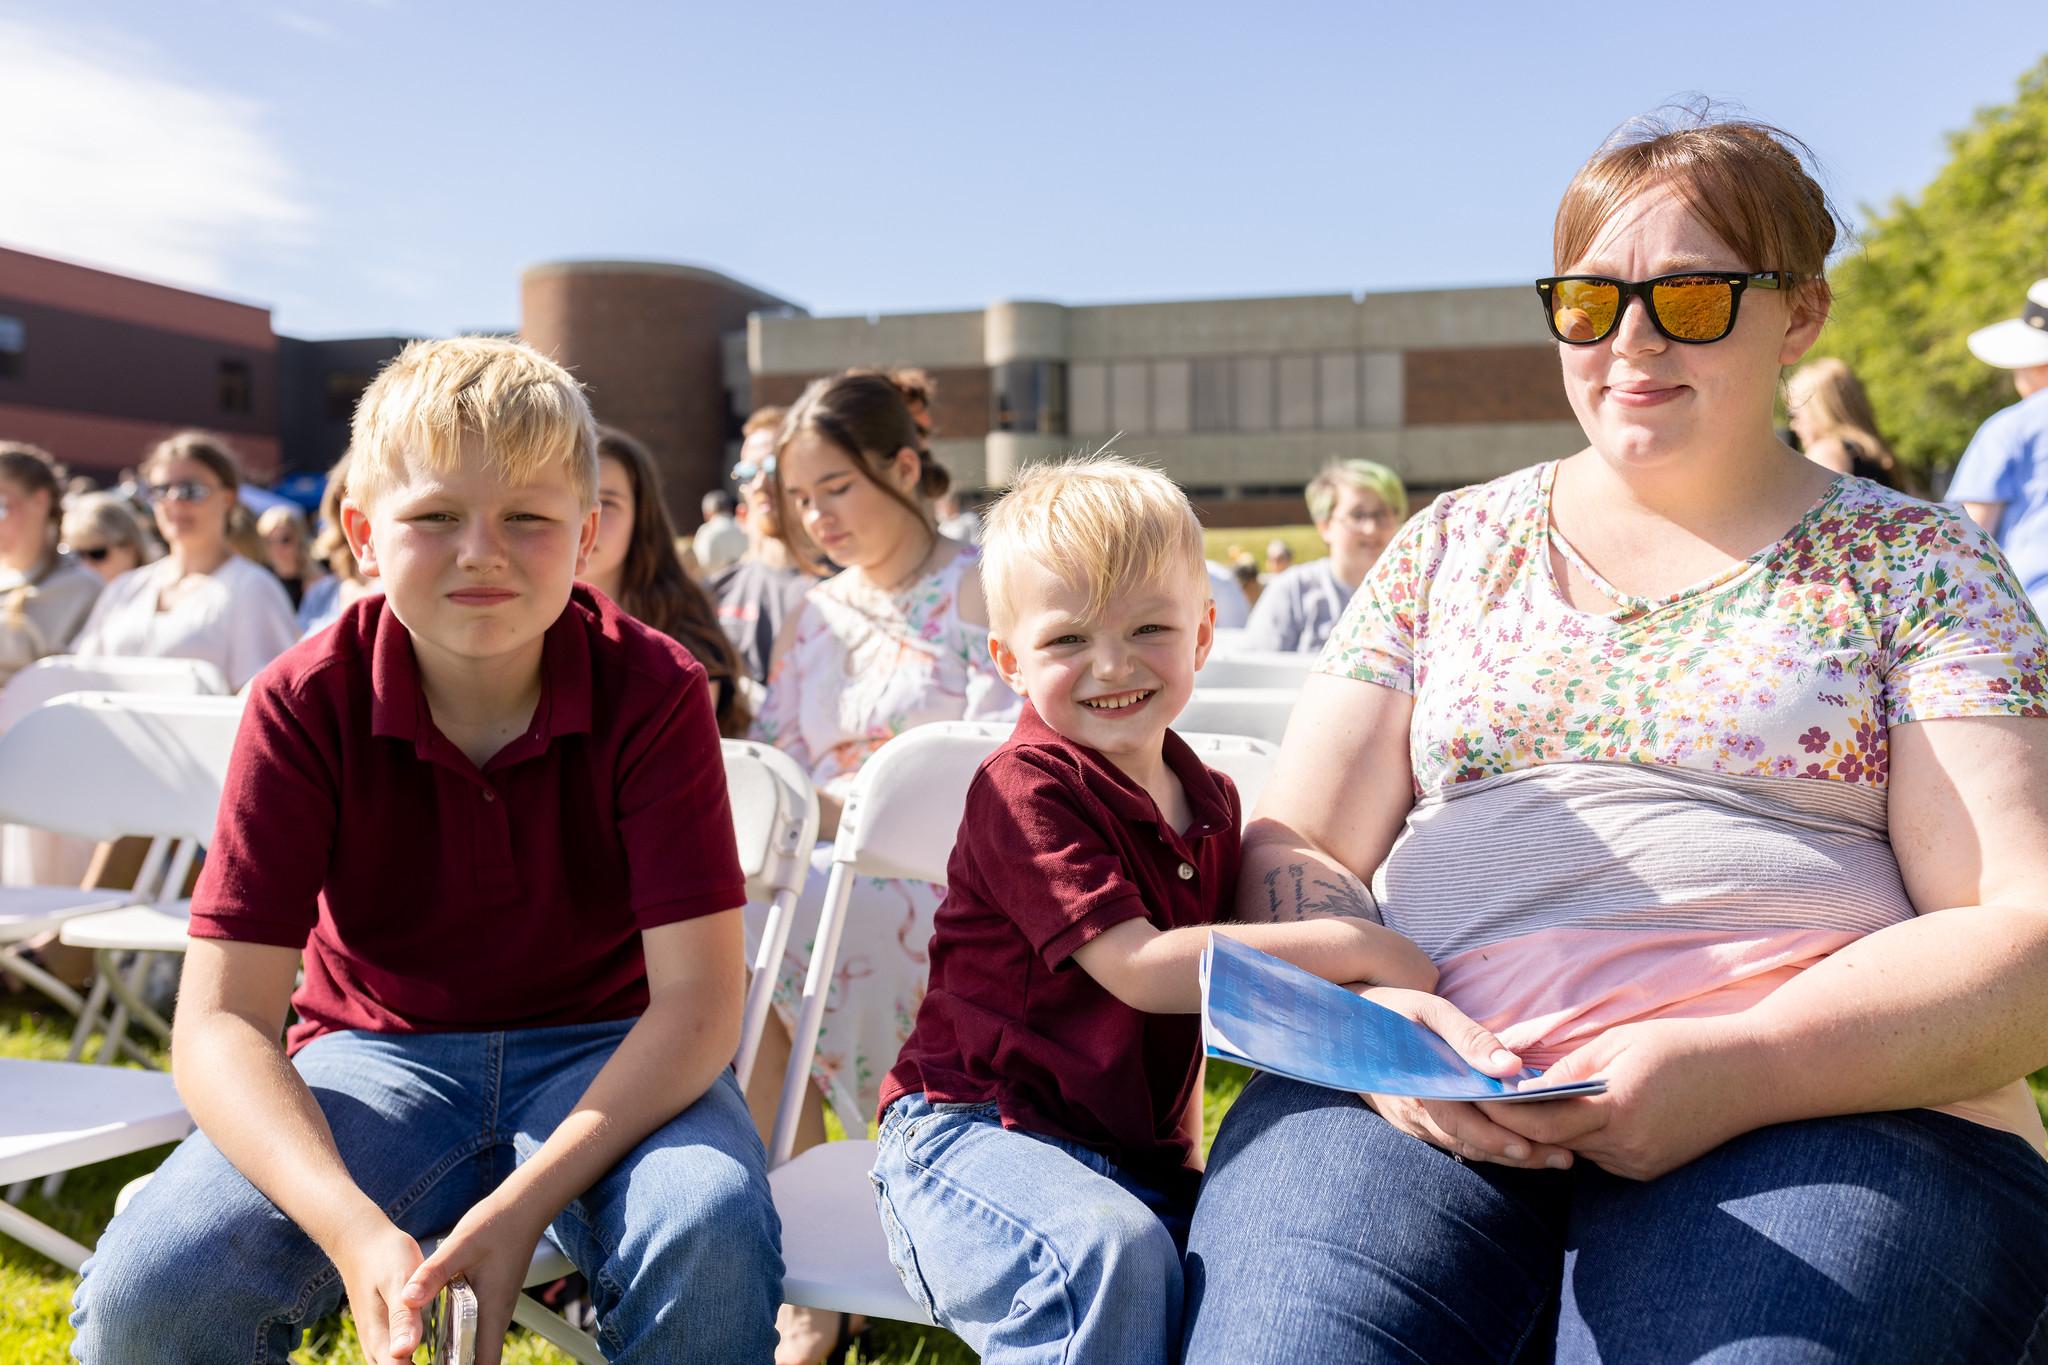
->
<box><xmin>72</xmin><ymin>433</ymin><xmax>298</xmax><ymax>691</ymax></box>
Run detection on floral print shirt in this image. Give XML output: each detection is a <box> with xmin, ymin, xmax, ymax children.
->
<box><xmin>1319</xmin><ymin>461</ymin><xmax>2048</xmax><ymax>799</ymax></box>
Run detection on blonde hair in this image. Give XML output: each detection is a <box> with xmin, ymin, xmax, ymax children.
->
<box><xmin>980</xmin><ymin>455</ymin><xmax>1207</xmax><ymax>634</ymax></box>
<box><xmin>1305</xmin><ymin>459</ymin><xmax>1407</xmax><ymax>525</ymax></box>
<box><xmin>347</xmin><ymin>337</ymin><xmax>597</xmax><ymax>511</ymax></box>
<box><xmin>61</xmin><ymin>492</ymin><xmax>160</xmax><ymax>564</ymax></box>
<box><xmin>256</xmin><ymin>504</ymin><xmax>310</xmax><ymax>543</ymax></box>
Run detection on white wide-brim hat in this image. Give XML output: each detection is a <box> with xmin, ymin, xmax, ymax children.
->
<box><xmin>1968</xmin><ymin>279</ymin><xmax>2048</xmax><ymax>369</ymax></box>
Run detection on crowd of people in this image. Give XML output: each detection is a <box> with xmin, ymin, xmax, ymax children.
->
<box><xmin>29</xmin><ymin>106</ymin><xmax>2048</xmax><ymax>1365</ymax></box>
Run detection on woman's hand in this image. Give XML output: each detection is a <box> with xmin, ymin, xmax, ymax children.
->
<box><xmin>399</xmin><ymin>1194</ymin><xmax>556</xmax><ymax>1365</ymax></box>
<box><xmin>1356</xmin><ymin>987</ymin><xmax>1575</xmax><ymax>1171</ymax></box>
<box><xmin>328</xmin><ymin>1212</ymin><xmax>427</xmax><ymax>1363</ymax></box>
<box><xmin>1481</xmin><ymin>1014</ymin><xmax>1773</xmax><ymax>1182</ymax></box>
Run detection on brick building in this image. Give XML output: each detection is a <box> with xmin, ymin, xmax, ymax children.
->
<box><xmin>0</xmin><ymin>246</ymin><xmax>283</xmax><ymax>480</ymax></box>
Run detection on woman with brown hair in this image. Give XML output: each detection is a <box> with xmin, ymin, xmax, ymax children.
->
<box><xmin>296</xmin><ymin>454</ymin><xmax>377</xmax><ymax>636</ymax></box>
<box><xmin>0</xmin><ymin>441</ymin><xmax>103</xmax><ymax>686</ymax></box>
<box><xmin>750</xmin><ymin>370</ymin><xmax>1015</xmax><ymax>1365</ymax></box>
<box><xmin>73</xmin><ymin>431</ymin><xmax>297</xmax><ymax>689</ymax></box>
<box><xmin>1182</xmin><ymin>112</ymin><xmax>2048</xmax><ymax>1362</ymax></box>
<box><xmin>585</xmin><ymin>425</ymin><xmax>751</xmax><ymax>738</ymax></box>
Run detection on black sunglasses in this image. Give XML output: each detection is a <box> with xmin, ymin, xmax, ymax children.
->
<box><xmin>1534</xmin><ymin>271</ymin><xmax>1788</xmax><ymax>345</ymax></box>
<box><xmin>65</xmin><ymin>544</ymin><xmax>115</xmax><ymax>562</ymax></box>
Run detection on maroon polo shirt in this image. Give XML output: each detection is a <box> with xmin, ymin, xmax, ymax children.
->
<box><xmin>188</xmin><ymin>587</ymin><xmax>747</xmax><ymax>1054</ymax></box>
<box><xmin>879</xmin><ymin>704</ymin><xmax>1240</xmax><ymax>1201</ymax></box>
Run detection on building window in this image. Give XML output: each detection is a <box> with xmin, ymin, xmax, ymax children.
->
<box><xmin>1110</xmin><ymin>361</ymin><xmax>1149</xmax><ymax>435</ymax></box>
<box><xmin>1151</xmin><ymin>360</ymin><xmax>1191</xmax><ymax>434</ymax></box>
<box><xmin>219</xmin><ymin>359</ymin><xmax>253</xmax><ymax>414</ymax></box>
<box><xmin>325</xmin><ymin>370</ymin><xmax>372</xmax><ymax>423</ymax></box>
<box><xmin>0</xmin><ymin>316</ymin><xmax>22</xmax><ymax>379</ymax></box>
<box><xmin>1191</xmin><ymin>358</ymin><xmax>1233</xmax><ymax>432</ymax></box>
<box><xmin>1233</xmin><ymin>357</ymin><xmax>1273</xmax><ymax>432</ymax></box>
<box><xmin>1069</xmin><ymin>363</ymin><xmax>1107</xmax><ymax>433</ymax></box>
<box><xmin>992</xmin><ymin>360</ymin><xmax>1067</xmax><ymax>434</ymax></box>
<box><xmin>1277</xmin><ymin>354</ymin><xmax>1317</xmax><ymax>431</ymax></box>
<box><xmin>1318</xmin><ymin>351</ymin><xmax>1359</xmax><ymax>429</ymax></box>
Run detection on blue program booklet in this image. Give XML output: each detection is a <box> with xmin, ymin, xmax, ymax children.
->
<box><xmin>1200</xmin><ymin>933</ymin><xmax>1607</xmax><ymax>1102</ymax></box>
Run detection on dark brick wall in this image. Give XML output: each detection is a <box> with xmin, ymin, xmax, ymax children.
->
<box><xmin>1403</xmin><ymin>346</ymin><xmax>1573</xmax><ymax>425</ymax></box>
<box><xmin>523</xmin><ymin>268</ymin><xmax>779</xmax><ymax>526</ymax></box>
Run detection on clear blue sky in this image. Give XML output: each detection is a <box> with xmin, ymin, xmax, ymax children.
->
<box><xmin>3</xmin><ymin>1</ymin><xmax>2040</xmax><ymax>338</ymax></box>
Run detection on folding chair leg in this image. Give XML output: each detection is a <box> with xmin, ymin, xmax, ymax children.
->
<box><xmin>510</xmin><ymin>1292</ymin><xmax>604</xmax><ymax>1363</ymax></box>
<box><xmin>96</xmin><ymin>949</ymin><xmax>172</xmax><ymax>1050</ymax></box>
<box><xmin>0</xmin><ymin>947</ymin><xmax>87</xmax><ymax>1017</ymax></box>
<box><xmin>0</xmin><ymin>1196</ymin><xmax>92</xmax><ymax>1272</ymax></box>
<box><xmin>62</xmin><ymin>972</ymin><xmax>114</xmax><ymax>1062</ymax></box>
<box><xmin>734</xmin><ymin>887</ymin><xmax>800</xmax><ymax>1089</ymax></box>
<box><xmin>770</xmin><ymin>864</ymin><xmax>854</xmax><ymax>1167</ymax></box>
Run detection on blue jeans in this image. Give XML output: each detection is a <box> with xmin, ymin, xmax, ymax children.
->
<box><xmin>1181</xmin><ymin>1073</ymin><xmax>2048</xmax><ymax>1363</ymax></box>
<box><xmin>870</xmin><ymin>1093</ymin><xmax>1192</xmax><ymax>1365</ymax></box>
<box><xmin>70</xmin><ymin>1019</ymin><xmax>782</xmax><ymax>1363</ymax></box>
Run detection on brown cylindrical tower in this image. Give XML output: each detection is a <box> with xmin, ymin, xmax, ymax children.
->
<box><xmin>520</xmin><ymin>261</ymin><xmax>797</xmax><ymax>525</ymax></box>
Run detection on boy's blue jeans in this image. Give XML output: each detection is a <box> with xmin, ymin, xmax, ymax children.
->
<box><xmin>869</xmin><ymin>1092</ymin><xmax>1192</xmax><ymax>1365</ymax></box>
<box><xmin>69</xmin><ymin>1018</ymin><xmax>782</xmax><ymax>1364</ymax></box>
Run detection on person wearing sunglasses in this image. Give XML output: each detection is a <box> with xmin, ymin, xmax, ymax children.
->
<box><xmin>0</xmin><ymin>442</ymin><xmax>105</xmax><ymax>688</ymax></box>
<box><xmin>60</xmin><ymin>491</ymin><xmax>161</xmax><ymax>586</ymax></box>
<box><xmin>72</xmin><ymin>431</ymin><xmax>299</xmax><ymax>690</ymax></box>
<box><xmin>708</xmin><ymin>405</ymin><xmax>813</xmax><ymax>685</ymax></box>
<box><xmin>1181</xmin><ymin>113</ymin><xmax>2048</xmax><ymax>1364</ymax></box>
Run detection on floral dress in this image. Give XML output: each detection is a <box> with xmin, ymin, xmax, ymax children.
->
<box><xmin>752</xmin><ymin>545</ymin><xmax>1018</xmax><ymax>1130</ymax></box>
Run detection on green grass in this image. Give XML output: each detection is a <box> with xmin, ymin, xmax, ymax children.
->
<box><xmin>0</xmin><ymin>994</ymin><xmax>1254</xmax><ymax>1364</ymax></box>
<box><xmin>1201</xmin><ymin>524</ymin><xmax>1326</xmax><ymax>572</ymax></box>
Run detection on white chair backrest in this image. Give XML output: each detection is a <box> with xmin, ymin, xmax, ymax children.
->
<box><xmin>1177</xmin><ymin>732</ymin><xmax>1277</xmax><ymax>813</ymax></box>
<box><xmin>720</xmin><ymin>739</ymin><xmax>818</xmax><ymax>901</ymax></box>
<box><xmin>0</xmin><ymin>693</ymin><xmax>245</xmax><ymax>845</ymax></box>
<box><xmin>1175</xmin><ymin>688</ymin><xmax>1297</xmax><ymax>747</ymax></box>
<box><xmin>1195</xmin><ymin>650</ymin><xmax>1315</xmax><ymax>691</ymax></box>
<box><xmin>833</xmin><ymin>721</ymin><xmax>1011</xmax><ymax>885</ymax></box>
<box><xmin>0</xmin><ymin>656</ymin><xmax>229</xmax><ymax>734</ymax></box>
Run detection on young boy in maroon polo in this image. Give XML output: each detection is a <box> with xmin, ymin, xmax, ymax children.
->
<box><xmin>70</xmin><ymin>338</ymin><xmax>782</xmax><ymax>1365</ymax></box>
<box><xmin>868</xmin><ymin>458</ymin><xmax>1436</xmax><ymax>1365</ymax></box>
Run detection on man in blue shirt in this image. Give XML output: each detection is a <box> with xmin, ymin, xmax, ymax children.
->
<box><xmin>1949</xmin><ymin>278</ymin><xmax>2048</xmax><ymax>618</ymax></box>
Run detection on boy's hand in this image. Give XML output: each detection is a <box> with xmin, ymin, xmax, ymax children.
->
<box><xmin>330</xmin><ymin>1215</ymin><xmax>427</xmax><ymax>1363</ymax></box>
<box><xmin>400</xmin><ymin>1194</ymin><xmax>556</xmax><ymax>1365</ymax></box>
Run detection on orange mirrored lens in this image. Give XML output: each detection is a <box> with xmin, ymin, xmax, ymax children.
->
<box><xmin>1552</xmin><ymin>280</ymin><xmax>1618</xmax><ymax>342</ymax></box>
<box><xmin>1651</xmin><ymin>276</ymin><xmax>1734</xmax><ymax>341</ymax></box>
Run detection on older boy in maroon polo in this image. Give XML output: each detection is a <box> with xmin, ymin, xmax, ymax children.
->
<box><xmin>867</xmin><ymin>458</ymin><xmax>1436</xmax><ymax>1365</ymax></box>
<box><xmin>70</xmin><ymin>338</ymin><xmax>782</xmax><ymax>1365</ymax></box>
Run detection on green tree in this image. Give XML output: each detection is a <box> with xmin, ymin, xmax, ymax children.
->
<box><xmin>1818</xmin><ymin>54</ymin><xmax>2048</xmax><ymax>478</ymax></box>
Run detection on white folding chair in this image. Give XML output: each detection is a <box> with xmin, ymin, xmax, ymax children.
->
<box><xmin>1195</xmin><ymin>649</ymin><xmax>1315</xmax><ymax>690</ymax></box>
<box><xmin>0</xmin><ymin>1058</ymin><xmax>191</xmax><ymax>1271</ymax></box>
<box><xmin>0</xmin><ymin>694</ymin><xmax>242</xmax><ymax>1054</ymax></box>
<box><xmin>0</xmin><ymin>696</ymin><xmax>244</xmax><ymax>1258</ymax></box>
<box><xmin>1175</xmin><ymin>687</ymin><xmax>1299</xmax><ymax>746</ymax></box>
<box><xmin>494</xmin><ymin>738</ymin><xmax>820</xmax><ymax>1363</ymax></box>
<box><xmin>0</xmin><ymin>654</ymin><xmax>228</xmax><ymax>895</ymax></box>
<box><xmin>767</xmin><ymin>723</ymin><xmax>1275</xmax><ymax>1327</ymax></box>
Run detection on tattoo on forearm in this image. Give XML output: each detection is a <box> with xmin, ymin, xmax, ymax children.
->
<box><xmin>1263</xmin><ymin>862</ymin><xmax>1379</xmax><ymax>922</ymax></box>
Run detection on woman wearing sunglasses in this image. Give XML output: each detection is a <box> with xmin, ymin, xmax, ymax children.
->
<box><xmin>0</xmin><ymin>442</ymin><xmax>105</xmax><ymax>687</ymax></box>
<box><xmin>73</xmin><ymin>431</ymin><xmax>299</xmax><ymax>691</ymax></box>
<box><xmin>61</xmin><ymin>492</ymin><xmax>161</xmax><ymax>586</ymax></box>
<box><xmin>1182</xmin><ymin>114</ymin><xmax>2048</xmax><ymax>1362</ymax></box>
